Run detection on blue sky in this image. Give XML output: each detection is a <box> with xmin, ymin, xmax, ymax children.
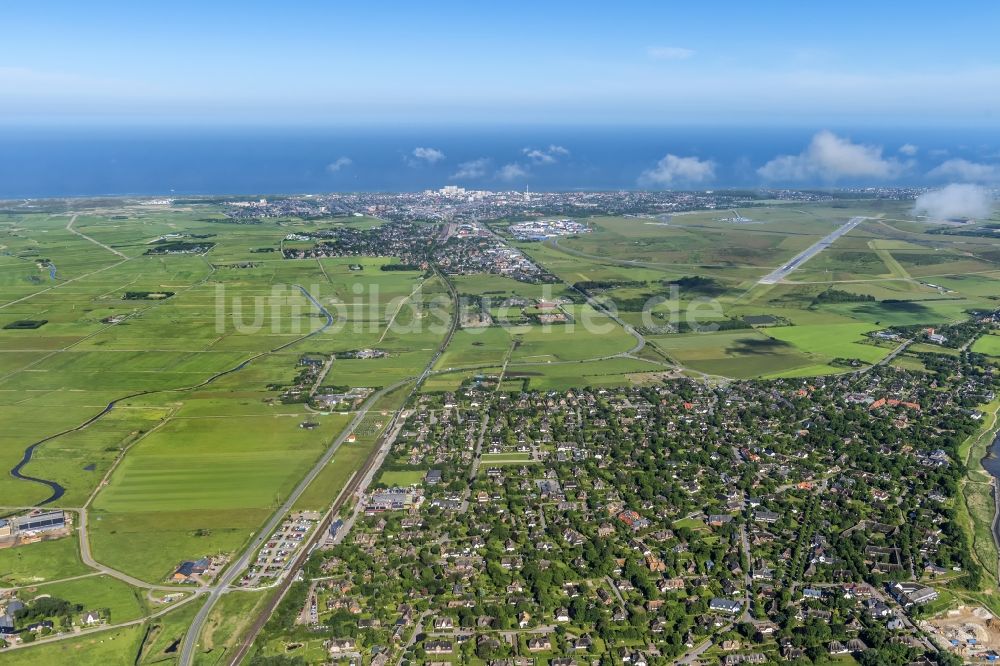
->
<box><xmin>2</xmin><ymin>1</ymin><xmax>1000</xmax><ymax>126</ymax></box>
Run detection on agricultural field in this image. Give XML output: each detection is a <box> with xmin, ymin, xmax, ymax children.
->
<box><xmin>973</xmin><ymin>332</ymin><xmax>1000</xmax><ymax>357</ymax></box>
<box><xmin>0</xmin><ymin>206</ymin><xmax>436</xmax><ymax>651</ymax></box>
<box><xmin>0</xmin><ymin>534</ymin><xmax>90</xmax><ymax>586</ymax></box>
<box><xmin>25</xmin><ymin>574</ymin><xmax>149</xmax><ymax>623</ymax></box>
<box><xmin>0</xmin><ymin>625</ymin><xmax>146</xmax><ymax>665</ymax></box>
<box><xmin>435</xmin><ymin>326</ymin><xmax>513</xmax><ymax>369</ymax></box>
<box><xmin>512</xmin><ymin>206</ymin><xmax>1000</xmax><ymax>378</ymax></box>
<box><xmin>648</xmin><ymin>329</ymin><xmax>818</xmax><ymax>378</ymax></box>
<box><xmin>422</xmin><ymin>367</ymin><xmax>503</xmax><ymax>393</ymax></box>
<box><xmin>503</xmin><ymin>356</ymin><xmax>667</xmax><ymax>390</ymax></box>
<box><xmin>763</xmin><ymin>322</ymin><xmax>889</xmax><ymax>364</ymax></box>
<box><xmin>294</xmin><ymin>380</ymin><xmax>413</xmax><ymax>511</ymax></box>
<box><xmin>88</xmin><ymin>409</ymin><xmax>351</xmax><ymax>580</ymax></box>
<box><xmin>508</xmin><ymin>307</ymin><xmax>637</xmax><ymax>363</ymax></box>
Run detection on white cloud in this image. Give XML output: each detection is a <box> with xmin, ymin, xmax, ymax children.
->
<box><xmin>523</xmin><ymin>145</ymin><xmax>570</xmax><ymax>164</ymax></box>
<box><xmin>411</xmin><ymin>146</ymin><xmax>445</xmax><ymax>164</ymax></box>
<box><xmin>523</xmin><ymin>149</ymin><xmax>555</xmax><ymax>164</ymax></box>
<box><xmin>496</xmin><ymin>163</ymin><xmax>529</xmax><ymax>181</ymax></box>
<box><xmin>899</xmin><ymin>143</ymin><xmax>918</xmax><ymax>156</ymax></box>
<box><xmin>326</xmin><ymin>157</ymin><xmax>352</xmax><ymax>173</ymax></box>
<box><xmin>758</xmin><ymin>130</ymin><xmax>905</xmax><ymax>182</ymax></box>
<box><xmin>647</xmin><ymin>46</ymin><xmax>695</xmax><ymax>61</ymax></box>
<box><xmin>451</xmin><ymin>158</ymin><xmax>490</xmax><ymax>180</ymax></box>
<box><xmin>914</xmin><ymin>184</ymin><xmax>995</xmax><ymax>220</ymax></box>
<box><xmin>639</xmin><ymin>154</ymin><xmax>715</xmax><ymax>187</ymax></box>
<box><xmin>927</xmin><ymin>158</ymin><xmax>1000</xmax><ymax>183</ymax></box>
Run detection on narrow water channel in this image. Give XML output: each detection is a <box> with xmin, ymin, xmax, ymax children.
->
<box><xmin>981</xmin><ymin>432</ymin><xmax>1000</xmax><ymax>547</ymax></box>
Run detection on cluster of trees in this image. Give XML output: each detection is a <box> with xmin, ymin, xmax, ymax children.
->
<box><xmin>812</xmin><ymin>288</ymin><xmax>875</xmax><ymax>304</ymax></box>
<box><xmin>662</xmin><ymin>275</ymin><xmax>726</xmax><ymax>297</ymax></box>
<box><xmin>12</xmin><ymin>596</ymin><xmax>89</xmax><ymax>633</ymax></box>
<box><xmin>571</xmin><ymin>279</ymin><xmax>645</xmax><ymax>293</ymax></box>
<box><xmin>381</xmin><ymin>263</ymin><xmax>422</xmax><ymax>271</ymax></box>
<box><xmin>143</xmin><ymin>241</ymin><xmax>214</xmax><ymax>255</ymax></box>
<box><xmin>122</xmin><ymin>290</ymin><xmax>175</xmax><ymax>300</ymax></box>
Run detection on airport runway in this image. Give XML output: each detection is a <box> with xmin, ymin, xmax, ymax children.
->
<box><xmin>757</xmin><ymin>216</ymin><xmax>866</xmax><ymax>285</ymax></box>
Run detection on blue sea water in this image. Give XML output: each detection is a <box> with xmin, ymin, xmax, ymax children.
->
<box><xmin>0</xmin><ymin>125</ymin><xmax>997</xmax><ymax>198</ymax></box>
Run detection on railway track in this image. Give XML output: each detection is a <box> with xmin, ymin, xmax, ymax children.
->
<box><xmin>223</xmin><ymin>418</ymin><xmax>396</xmax><ymax>666</ymax></box>
<box><xmin>223</xmin><ymin>267</ymin><xmax>459</xmax><ymax>665</ymax></box>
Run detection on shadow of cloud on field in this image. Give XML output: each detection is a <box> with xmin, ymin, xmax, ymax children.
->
<box><xmin>726</xmin><ymin>336</ymin><xmax>795</xmax><ymax>355</ymax></box>
<box><xmin>663</xmin><ymin>275</ymin><xmax>728</xmax><ymax>298</ymax></box>
<box><xmin>853</xmin><ymin>300</ymin><xmax>934</xmax><ymax>317</ymax></box>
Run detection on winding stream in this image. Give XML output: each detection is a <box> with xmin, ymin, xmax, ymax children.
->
<box><xmin>9</xmin><ymin>285</ymin><xmax>334</xmax><ymax>506</ymax></box>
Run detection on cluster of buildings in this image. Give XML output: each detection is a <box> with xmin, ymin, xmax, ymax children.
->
<box><xmin>0</xmin><ymin>595</ymin><xmax>106</xmax><ymax>643</ymax></box>
<box><xmin>240</xmin><ymin>512</ymin><xmax>319</xmax><ymax>588</ymax></box>
<box><xmin>925</xmin><ymin>328</ymin><xmax>948</xmax><ymax>345</ymax></box>
<box><xmin>314</xmin><ymin>388</ymin><xmax>373</xmax><ymax>411</ymax></box>
<box><xmin>221</xmin><ymin>188</ymin><xmax>926</xmax><ymax>225</ymax></box>
<box><xmin>0</xmin><ymin>510</ymin><xmax>68</xmax><ymax>547</ymax></box>
<box><xmin>170</xmin><ymin>556</ymin><xmax>224</xmax><ymax>584</ymax></box>
<box><xmin>365</xmin><ymin>488</ymin><xmax>421</xmax><ymax>515</ymax></box>
<box><xmin>508</xmin><ymin>218</ymin><xmax>590</xmax><ymax>241</ymax></box>
<box><xmin>280</xmin><ymin>222</ymin><xmax>429</xmax><ymax>268</ymax></box>
<box><xmin>434</xmin><ymin>225</ymin><xmax>554</xmax><ymax>283</ymax></box>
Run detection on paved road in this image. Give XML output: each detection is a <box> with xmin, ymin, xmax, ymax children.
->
<box><xmin>605</xmin><ymin>575</ymin><xmax>626</xmax><ymax>606</ymax></box>
<box><xmin>674</xmin><ymin>623</ymin><xmax>732</xmax><ymax>665</ymax></box>
<box><xmin>0</xmin><ymin>571</ymin><xmax>102</xmax><ymax>593</ymax></box>
<box><xmin>178</xmin><ymin>376</ymin><xmax>407</xmax><ymax>665</ymax></box>
<box><xmin>467</xmin><ymin>343</ymin><xmax>513</xmax><ymax>484</ymax></box>
<box><xmin>739</xmin><ymin>524</ymin><xmax>753</xmax><ymax>622</ymax></box>
<box><xmin>882</xmin><ymin>338</ymin><xmax>914</xmax><ymax>364</ymax></box>
<box><xmin>309</xmin><ymin>356</ymin><xmax>334</xmax><ymax>396</ymax></box>
<box><xmin>66</xmin><ymin>213</ymin><xmax>128</xmax><ymax>258</ymax></box>
<box><xmin>757</xmin><ymin>216</ymin><xmax>866</xmax><ymax>285</ymax></box>
<box><xmin>177</xmin><ymin>289</ymin><xmax>357</xmax><ymax>665</ymax></box>
<box><xmin>543</xmin><ymin>256</ymin><xmax>648</xmax><ymax>356</ymax></box>
<box><xmin>0</xmin><ymin>588</ymin><xmax>202</xmax><ymax>652</ymax></box>
<box><xmin>77</xmin><ymin>508</ymin><xmax>186</xmax><ymax>592</ymax></box>
<box><xmin>395</xmin><ymin>610</ymin><xmax>432</xmax><ymax>665</ymax></box>
<box><xmin>224</xmin><ymin>411</ymin><xmax>407</xmax><ymax>666</ymax></box>
<box><xmin>865</xmin><ymin>337</ymin><xmax>914</xmax><ymax>373</ymax></box>
<box><xmin>196</xmin><ymin>268</ymin><xmax>461</xmax><ymax>666</ymax></box>
<box><xmin>479</xmin><ymin>225</ymin><xmax>649</xmax><ymax>358</ymax></box>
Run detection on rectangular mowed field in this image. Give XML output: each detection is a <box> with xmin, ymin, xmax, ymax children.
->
<box><xmin>89</xmin><ymin>411</ymin><xmax>349</xmax><ymax>580</ymax></box>
<box><xmin>650</xmin><ymin>329</ymin><xmax>815</xmax><ymax>378</ymax></box>
<box><xmin>763</xmin><ymin>323</ymin><xmax>888</xmax><ymax>364</ymax></box>
<box><xmin>93</xmin><ymin>414</ymin><xmax>343</xmax><ymax>513</ymax></box>
<box><xmin>972</xmin><ymin>334</ymin><xmax>1000</xmax><ymax>357</ymax></box>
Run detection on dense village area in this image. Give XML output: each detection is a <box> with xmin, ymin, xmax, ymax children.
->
<box><xmin>279</xmin><ymin>218</ymin><xmax>556</xmax><ymax>284</ymax></box>
<box><xmin>224</xmin><ymin>188</ymin><xmax>925</xmax><ymax>226</ymax></box>
<box><xmin>254</xmin><ymin>315</ymin><xmax>1000</xmax><ymax>666</ymax></box>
